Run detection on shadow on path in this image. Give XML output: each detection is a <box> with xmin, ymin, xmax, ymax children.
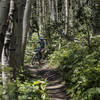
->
<box><xmin>25</xmin><ymin>64</ymin><xmax>69</xmax><ymax>100</ymax></box>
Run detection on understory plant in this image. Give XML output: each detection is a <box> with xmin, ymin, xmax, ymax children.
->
<box><xmin>17</xmin><ymin>79</ymin><xmax>49</xmax><ymax>100</ymax></box>
<box><xmin>49</xmin><ymin>36</ymin><xmax>100</xmax><ymax>100</ymax></box>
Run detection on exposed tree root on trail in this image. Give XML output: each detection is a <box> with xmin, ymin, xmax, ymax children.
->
<box><xmin>25</xmin><ymin>63</ymin><xmax>69</xmax><ymax>100</ymax></box>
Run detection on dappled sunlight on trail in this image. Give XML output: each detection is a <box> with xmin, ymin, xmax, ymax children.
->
<box><xmin>25</xmin><ymin>63</ymin><xmax>69</xmax><ymax>100</ymax></box>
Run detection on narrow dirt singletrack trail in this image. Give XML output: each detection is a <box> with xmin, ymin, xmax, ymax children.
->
<box><xmin>25</xmin><ymin>63</ymin><xmax>69</xmax><ymax>100</ymax></box>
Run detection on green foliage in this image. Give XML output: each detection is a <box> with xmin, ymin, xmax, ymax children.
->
<box><xmin>0</xmin><ymin>66</ymin><xmax>17</xmax><ymax>100</ymax></box>
<box><xmin>25</xmin><ymin>33</ymin><xmax>39</xmax><ymax>64</ymax></box>
<box><xmin>0</xmin><ymin>77</ymin><xmax>17</xmax><ymax>100</ymax></box>
<box><xmin>17</xmin><ymin>79</ymin><xmax>49</xmax><ymax>100</ymax></box>
<box><xmin>49</xmin><ymin>36</ymin><xmax>100</xmax><ymax>100</ymax></box>
<box><xmin>0</xmin><ymin>73</ymin><xmax>3</xmax><ymax>100</ymax></box>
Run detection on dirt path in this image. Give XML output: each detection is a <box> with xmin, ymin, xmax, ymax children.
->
<box><xmin>25</xmin><ymin>63</ymin><xmax>69</xmax><ymax>100</ymax></box>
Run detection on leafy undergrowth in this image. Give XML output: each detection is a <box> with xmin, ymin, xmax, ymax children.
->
<box><xmin>17</xmin><ymin>68</ymin><xmax>50</xmax><ymax>100</ymax></box>
<box><xmin>49</xmin><ymin>36</ymin><xmax>100</xmax><ymax>100</ymax></box>
<box><xmin>17</xmin><ymin>79</ymin><xmax>49</xmax><ymax>100</ymax></box>
<box><xmin>0</xmin><ymin>73</ymin><xmax>3</xmax><ymax>100</ymax></box>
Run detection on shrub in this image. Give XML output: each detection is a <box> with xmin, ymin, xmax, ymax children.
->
<box><xmin>49</xmin><ymin>36</ymin><xmax>100</xmax><ymax>100</ymax></box>
<box><xmin>17</xmin><ymin>79</ymin><xmax>49</xmax><ymax>100</ymax></box>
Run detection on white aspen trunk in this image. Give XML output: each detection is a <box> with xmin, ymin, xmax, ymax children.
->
<box><xmin>21</xmin><ymin>0</ymin><xmax>31</xmax><ymax>66</ymax></box>
<box><xmin>51</xmin><ymin>0</ymin><xmax>55</xmax><ymax>21</ymax></box>
<box><xmin>58</xmin><ymin>36</ymin><xmax>61</xmax><ymax>50</ymax></box>
<box><xmin>1</xmin><ymin>0</ymin><xmax>18</xmax><ymax>99</ymax></box>
<box><xmin>0</xmin><ymin>0</ymin><xmax>10</xmax><ymax>60</ymax></box>
<box><xmin>64</xmin><ymin>0</ymin><xmax>68</xmax><ymax>35</ymax></box>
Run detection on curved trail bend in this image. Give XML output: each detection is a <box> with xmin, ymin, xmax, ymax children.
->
<box><xmin>25</xmin><ymin>64</ymin><xmax>69</xmax><ymax>100</ymax></box>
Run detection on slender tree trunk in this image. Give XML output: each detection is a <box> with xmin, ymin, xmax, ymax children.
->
<box><xmin>48</xmin><ymin>0</ymin><xmax>52</xmax><ymax>22</ymax></box>
<box><xmin>36</xmin><ymin>0</ymin><xmax>39</xmax><ymax>17</ymax></box>
<box><xmin>54</xmin><ymin>0</ymin><xmax>58</xmax><ymax>22</ymax></box>
<box><xmin>58</xmin><ymin>36</ymin><xmax>61</xmax><ymax>50</ymax></box>
<box><xmin>94</xmin><ymin>0</ymin><xmax>100</xmax><ymax>35</ymax></box>
<box><xmin>68</xmin><ymin>0</ymin><xmax>75</xmax><ymax>41</ymax></box>
<box><xmin>51</xmin><ymin>0</ymin><xmax>55</xmax><ymax>21</ymax></box>
<box><xmin>0</xmin><ymin>0</ymin><xmax>10</xmax><ymax>61</ymax></box>
<box><xmin>45</xmin><ymin>0</ymin><xmax>52</xmax><ymax>44</ymax></box>
<box><xmin>21</xmin><ymin>0</ymin><xmax>32</xmax><ymax>66</ymax></box>
<box><xmin>38</xmin><ymin>0</ymin><xmax>42</xmax><ymax>34</ymax></box>
<box><xmin>41</xmin><ymin>0</ymin><xmax>45</xmax><ymax>33</ymax></box>
<box><xmin>64</xmin><ymin>0</ymin><xmax>68</xmax><ymax>35</ymax></box>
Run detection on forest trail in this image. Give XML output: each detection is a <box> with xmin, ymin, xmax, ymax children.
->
<box><xmin>25</xmin><ymin>62</ymin><xmax>69</xmax><ymax>100</ymax></box>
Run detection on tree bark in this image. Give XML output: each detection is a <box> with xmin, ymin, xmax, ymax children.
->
<box><xmin>0</xmin><ymin>0</ymin><xmax>10</xmax><ymax>61</ymax></box>
<box><xmin>21</xmin><ymin>0</ymin><xmax>32</xmax><ymax>66</ymax></box>
<box><xmin>1</xmin><ymin>0</ymin><xmax>18</xmax><ymax>99</ymax></box>
<box><xmin>41</xmin><ymin>0</ymin><xmax>45</xmax><ymax>33</ymax></box>
<box><xmin>15</xmin><ymin>0</ymin><xmax>26</xmax><ymax>67</ymax></box>
<box><xmin>48</xmin><ymin>0</ymin><xmax>51</xmax><ymax>22</ymax></box>
<box><xmin>38</xmin><ymin>0</ymin><xmax>42</xmax><ymax>34</ymax></box>
<box><xmin>68</xmin><ymin>0</ymin><xmax>75</xmax><ymax>41</ymax></box>
<box><xmin>51</xmin><ymin>0</ymin><xmax>55</xmax><ymax>21</ymax></box>
<box><xmin>64</xmin><ymin>0</ymin><xmax>68</xmax><ymax>35</ymax></box>
<box><xmin>54</xmin><ymin>0</ymin><xmax>58</xmax><ymax>22</ymax></box>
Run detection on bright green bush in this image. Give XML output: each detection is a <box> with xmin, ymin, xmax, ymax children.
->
<box><xmin>17</xmin><ymin>79</ymin><xmax>49</xmax><ymax>100</ymax></box>
<box><xmin>49</xmin><ymin>36</ymin><xmax>100</xmax><ymax>100</ymax></box>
